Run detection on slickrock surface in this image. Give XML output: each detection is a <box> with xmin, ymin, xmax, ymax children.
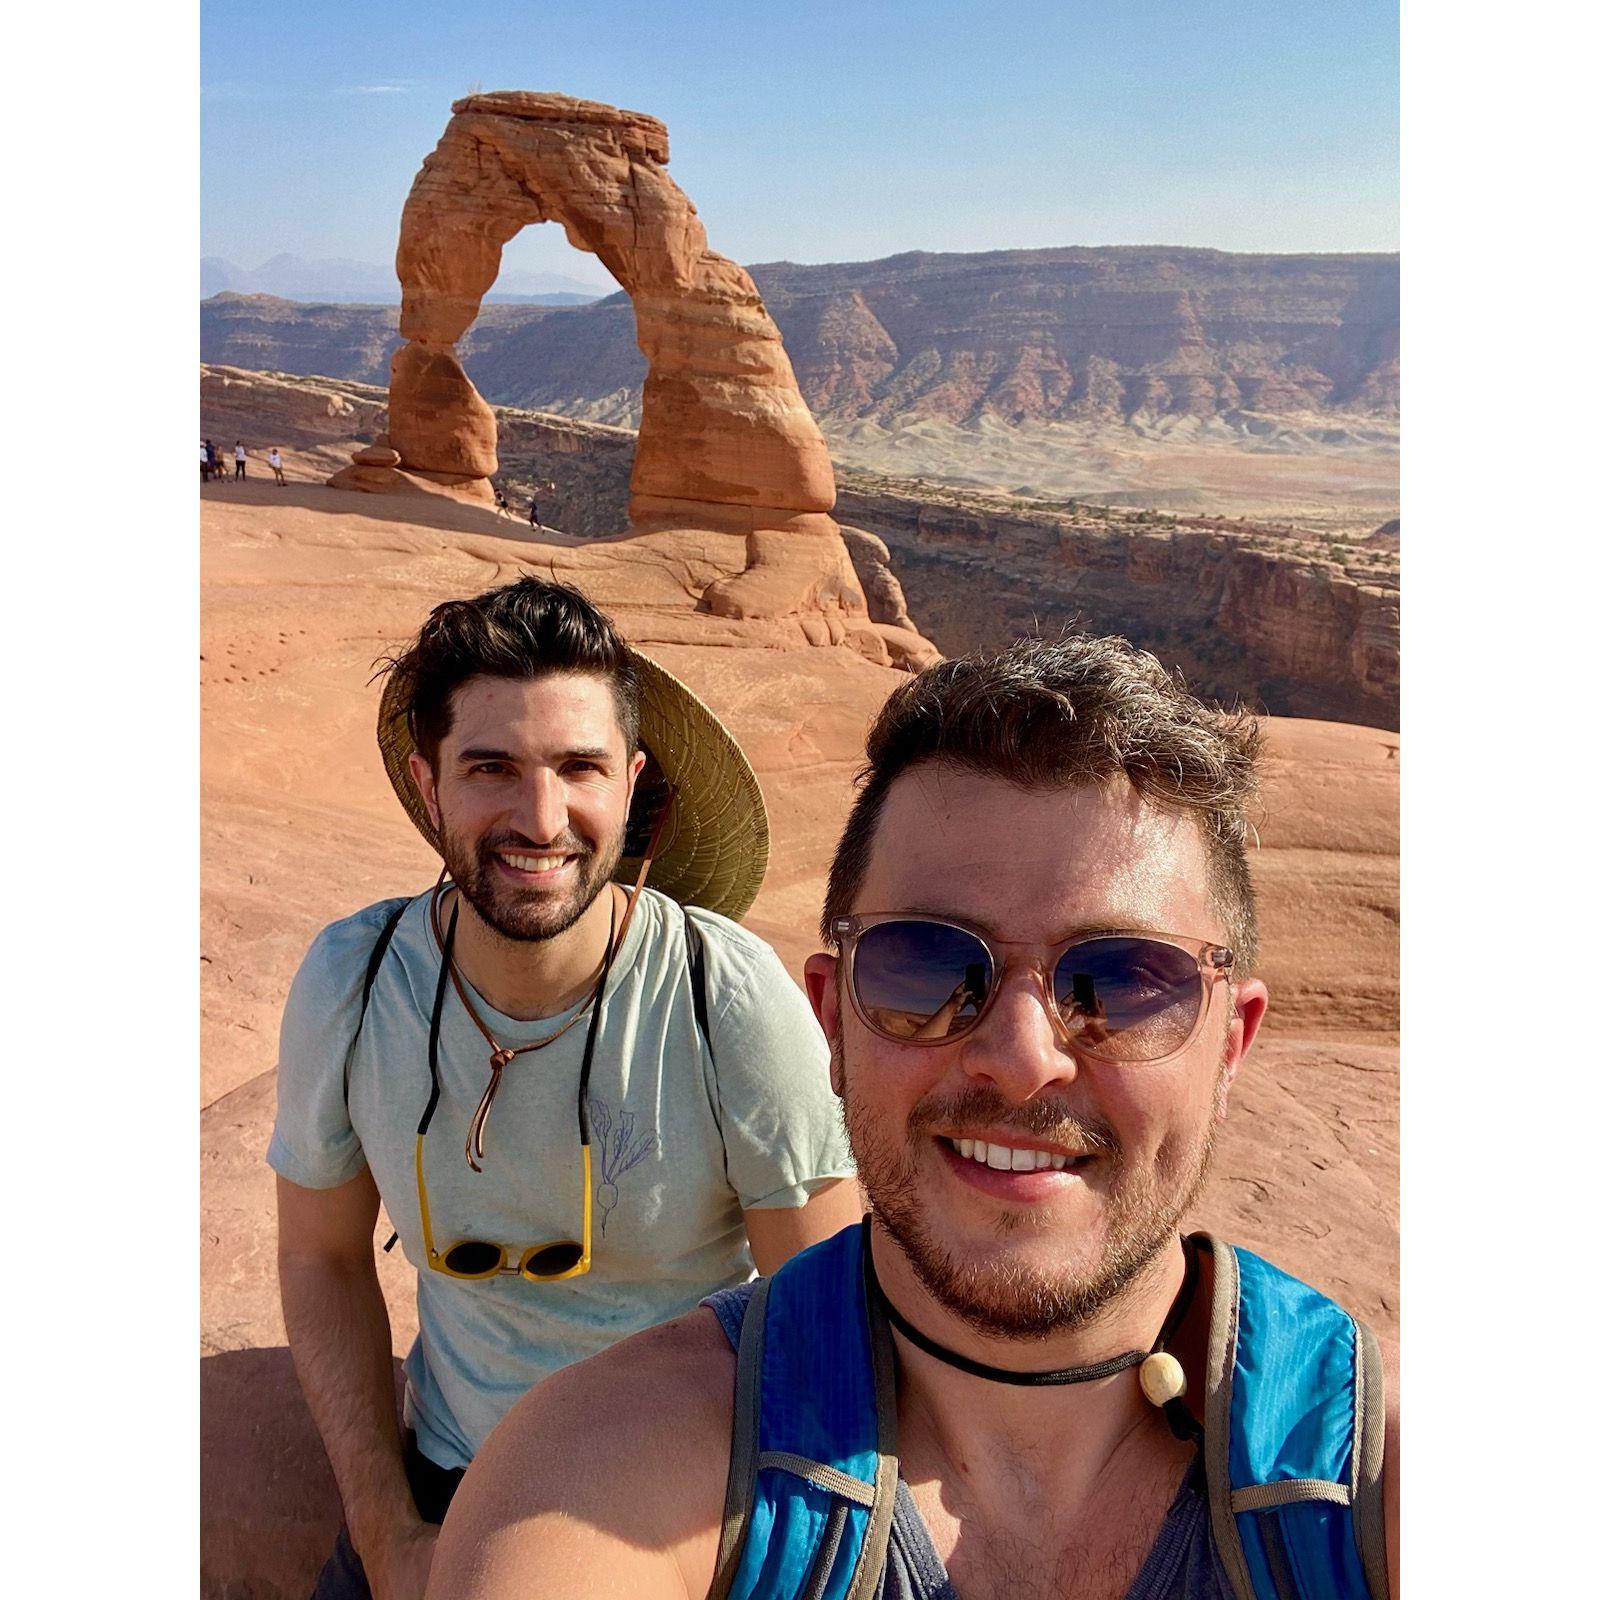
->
<box><xmin>200</xmin><ymin>454</ymin><xmax>1395</xmax><ymax>1598</ymax></box>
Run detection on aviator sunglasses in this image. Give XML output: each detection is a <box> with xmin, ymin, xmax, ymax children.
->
<box><xmin>831</xmin><ymin>914</ymin><xmax>1234</xmax><ymax>1064</ymax></box>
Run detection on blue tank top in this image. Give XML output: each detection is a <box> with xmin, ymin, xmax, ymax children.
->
<box><xmin>703</xmin><ymin>1281</ymin><xmax>1235</xmax><ymax>1600</ymax></box>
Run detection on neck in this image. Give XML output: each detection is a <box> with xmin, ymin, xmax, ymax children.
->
<box><xmin>444</xmin><ymin>883</ymin><xmax>621</xmax><ymax>1021</ymax></box>
<box><xmin>874</xmin><ymin>1225</ymin><xmax>1193</xmax><ymax>1499</ymax></box>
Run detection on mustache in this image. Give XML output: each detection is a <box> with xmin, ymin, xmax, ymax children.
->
<box><xmin>907</xmin><ymin>1083</ymin><xmax>1120</xmax><ymax>1158</ymax></box>
<box><xmin>479</xmin><ymin>830</ymin><xmax>592</xmax><ymax>859</ymax></box>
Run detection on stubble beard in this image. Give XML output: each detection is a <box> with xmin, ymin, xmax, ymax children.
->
<box><xmin>441</xmin><ymin>818</ymin><xmax>623</xmax><ymax>944</ymax></box>
<box><xmin>837</xmin><ymin>1041</ymin><xmax>1224</xmax><ymax>1341</ymax></box>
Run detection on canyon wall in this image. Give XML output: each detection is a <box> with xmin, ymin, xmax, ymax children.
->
<box><xmin>202</xmin><ymin>245</ymin><xmax>1397</xmax><ymax>432</ymax></box>
<box><xmin>835</xmin><ymin>484</ymin><xmax>1398</xmax><ymax>728</ymax></box>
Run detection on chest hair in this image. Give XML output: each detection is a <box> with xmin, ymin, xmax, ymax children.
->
<box><xmin>906</xmin><ymin>1438</ymin><xmax>1193</xmax><ymax>1600</ymax></box>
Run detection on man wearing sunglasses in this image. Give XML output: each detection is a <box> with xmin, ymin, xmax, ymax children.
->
<box><xmin>270</xmin><ymin>578</ymin><xmax>859</xmax><ymax>1600</ymax></box>
<box><xmin>432</xmin><ymin>634</ymin><xmax>1398</xmax><ymax>1600</ymax></box>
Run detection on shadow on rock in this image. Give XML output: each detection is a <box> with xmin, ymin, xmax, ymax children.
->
<box><xmin>202</xmin><ymin>1344</ymin><xmax>403</xmax><ymax>1600</ymax></box>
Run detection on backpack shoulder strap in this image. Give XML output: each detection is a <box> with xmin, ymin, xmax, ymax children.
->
<box><xmin>712</xmin><ymin>1222</ymin><xmax>900</xmax><ymax>1600</ymax></box>
<box><xmin>683</xmin><ymin>906</ymin><xmax>715</xmax><ymax>1062</ymax></box>
<box><xmin>343</xmin><ymin>899</ymin><xmax>409</xmax><ymax>1104</ymax></box>
<box><xmin>1199</xmin><ymin>1234</ymin><xmax>1388</xmax><ymax>1600</ymax></box>
<box><xmin>359</xmin><ymin>900</ymin><xmax>408</xmax><ymax>1023</ymax></box>
<box><xmin>680</xmin><ymin>905</ymin><xmax>733</xmax><ymax>1185</ymax></box>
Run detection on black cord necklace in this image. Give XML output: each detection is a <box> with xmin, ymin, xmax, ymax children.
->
<box><xmin>862</xmin><ymin>1220</ymin><xmax>1203</xmax><ymax>1441</ymax></box>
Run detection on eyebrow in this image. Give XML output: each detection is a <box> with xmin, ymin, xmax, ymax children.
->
<box><xmin>455</xmin><ymin>745</ymin><xmax>614</xmax><ymax>764</ymax></box>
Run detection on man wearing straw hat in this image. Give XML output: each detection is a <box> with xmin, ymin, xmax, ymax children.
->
<box><xmin>270</xmin><ymin>576</ymin><xmax>860</xmax><ymax>1600</ymax></box>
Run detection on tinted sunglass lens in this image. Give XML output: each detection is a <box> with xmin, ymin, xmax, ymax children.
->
<box><xmin>444</xmin><ymin>1240</ymin><xmax>504</xmax><ymax>1277</ymax></box>
<box><xmin>1055</xmin><ymin>938</ymin><xmax>1203</xmax><ymax>1060</ymax></box>
<box><xmin>523</xmin><ymin>1241</ymin><xmax>583</xmax><ymax>1278</ymax></box>
<box><xmin>852</xmin><ymin>921</ymin><xmax>992</xmax><ymax>1041</ymax></box>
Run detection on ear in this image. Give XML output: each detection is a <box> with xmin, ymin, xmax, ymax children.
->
<box><xmin>1216</xmin><ymin>976</ymin><xmax>1269</xmax><ymax>1120</ymax></box>
<box><xmin>407</xmin><ymin>750</ymin><xmax>442</xmax><ymax>832</ymax></box>
<box><xmin>804</xmin><ymin>953</ymin><xmax>845</xmax><ymax>1095</ymax></box>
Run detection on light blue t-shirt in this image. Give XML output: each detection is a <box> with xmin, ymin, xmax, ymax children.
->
<box><xmin>268</xmin><ymin>887</ymin><xmax>853</xmax><ymax>1469</ymax></box>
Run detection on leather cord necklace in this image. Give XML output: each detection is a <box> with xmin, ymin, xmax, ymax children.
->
<box><xmin>862</xmin><ymin>1218</ymin><xmax>1203</xmax><ymax>1442</ymax></box>
<box><xmin>425</xmin><ymin>788</ymin><xmax>674</xmax><ymax>1172</ymax></box>
<box><xmin>428</xmin><ymin>876</ymin><xmax>627</xmax><ymax>1170</ymax></box>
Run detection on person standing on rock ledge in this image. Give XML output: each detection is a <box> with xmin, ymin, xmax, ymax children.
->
<box><xmin>271</xmin><ymin>576</ymin><xmax>859</xmax><ymax>1600</ymax></box>
<box><xmin>234</xmin><ymin>439</ymin><xmax>248</xmax><ymax>480</ymax></box>
<box><xmin>432</xmin><ymin>635</ymin><xmax>1399</xmax><ymax>1600</ymax></box>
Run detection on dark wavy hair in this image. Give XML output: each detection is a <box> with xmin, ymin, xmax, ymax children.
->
<box><xmin>379</xmin><ymin>576</ymin><xmax>641</xmax><ymax>766</ymax></box>
<box><xmin>822</xmin><ymin>634</ymin><xmax>1264</xmax><ymax>970</ymax></box>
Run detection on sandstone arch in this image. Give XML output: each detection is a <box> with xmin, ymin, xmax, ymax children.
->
<box><xmin>337</xmin><ymin>91</ymin><xmax>872</xmax><ymax>621</ymax></box>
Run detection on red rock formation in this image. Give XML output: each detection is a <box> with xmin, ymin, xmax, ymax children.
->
<box><xmin>325</xmin><ymin>91</ymin><xmax>884</xmax><ymax>625</ymax></box>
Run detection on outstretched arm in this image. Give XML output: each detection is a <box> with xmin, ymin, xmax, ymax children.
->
<box><xmin>428</xmin><ymin>1309</ymin><xmax>735</xmax><ymax>1600</ymax></box>
<box><xmin>278</xmin><ymin>1171</ymin><xmax>436</xmax><ymax>1600</ymax></box>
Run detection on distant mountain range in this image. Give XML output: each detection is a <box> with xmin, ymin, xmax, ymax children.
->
<box><xmin>199</xmin><ymin>253</ymin><xmax>604</xmax><ymax>305</ymax></box>
<box><xmin>200</xmin><ymin>245</ymin><xmax>1397</xmax><ymax>427</ymax></box>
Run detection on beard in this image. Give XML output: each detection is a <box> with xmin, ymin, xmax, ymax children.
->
<box><xmin>439</xmin><ymin>818</ymin><xmax>623</xmax><ymax>943</ymax></box>
<box><xmin>838</xmin><ymin>1045</ymin><xmax>1223</xmax><ymax>1341</ymax></box>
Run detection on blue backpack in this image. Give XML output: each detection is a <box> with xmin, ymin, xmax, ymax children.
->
<box><xmin>709</xmin><ymin>1222</ymin><xmax>1388</xmax><ymax>1600</ymax></box>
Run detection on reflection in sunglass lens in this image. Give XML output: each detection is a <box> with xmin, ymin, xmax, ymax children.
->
<box><xmin>1054</xmin><ymin>937</ymin><xmax>1203</xmax><ymax>1061</ymax></box>
<box><xmin>852</xmin><ymin>921</ymin><xmax>992</xmax><ymax>1041</ymax></box>
<box><xmin>523</xmin><ymin>1241</ymin><xmax>584</xmax><ymax>1278</ymax></box>
<box><xmin>444</xmin><ymin>1240</ymin><xmax>505</xmax><ymax>1277</ymax></box>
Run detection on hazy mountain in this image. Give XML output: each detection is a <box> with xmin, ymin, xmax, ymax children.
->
<box><xmin>201</xmin><ymin>245</ymin><xmax>1397</xmax><ymax>428</ymax></box>
<box><xmin>199</xmin><ymin>253</ymin><xmax>604</xmax><ymax>305</ymax></box>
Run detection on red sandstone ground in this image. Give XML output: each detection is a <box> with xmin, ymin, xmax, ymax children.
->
<box><xmin>200</xmin><ymin>453</ymin><xmax>1397</xmax><ymax>1597</ymax></box>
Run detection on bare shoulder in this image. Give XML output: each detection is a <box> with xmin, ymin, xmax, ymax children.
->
<box><xmin>429</xmin><ymin>1305</ymin><xmax>737</xmax><ymax>1600</ymax></box>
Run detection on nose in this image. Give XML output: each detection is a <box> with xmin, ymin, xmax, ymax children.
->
<box><xmin>508</xmin><ymin>766</ymin><xmax>570</xmax><ymax>846</ymax></box>
<box><xmin>956</xmin><ymin>957</ymin><xmax>1078</xmax><ymax>1098</ymax></box>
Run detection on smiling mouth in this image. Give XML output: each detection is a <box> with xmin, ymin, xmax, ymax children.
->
<box><xmin>496</xmin><ymin>851</ymin><xmax>577</xmax><ymax>875</ymax></box>
<box><xmin>939</xmin><ymin>1136</ymin><xmax>1091</xmax><ymax>1174</ymax></box>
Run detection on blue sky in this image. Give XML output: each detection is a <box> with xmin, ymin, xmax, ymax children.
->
<box><xmin>201</xmin><ymin>0</ymin><xmax>1397</xmax><ymax>288</ymax></box>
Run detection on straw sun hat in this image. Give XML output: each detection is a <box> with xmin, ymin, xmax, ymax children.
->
<box><xmin>377</xmin><ymin>650</ymin><xmax>770</xmax><ymax>921</ymax></box>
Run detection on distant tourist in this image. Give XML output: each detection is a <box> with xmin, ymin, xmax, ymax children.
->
<box><xmin>267</xmin><ymin>447</ymin><xmax>286</xmax><ymax>487</ymax></box>
<box><xmin>527</xmin><ymin>496</ymin><xmax>541</xmax><ymax>531</ymax></box>
<box><xmin>234</xmin><ymin>441</ymin><xmax>247</xmax><ymax>481</ymax></box>
<box><xmin>493</xmin><ymin>484</ymin><xmax>512</xmax><ymax>519</ymax></box>
<box><xmin>200</xmin><ymin>441</ymin><xmax>210</xmax><ymax>482</ymax></box>
<box><xmin>205</xmin><ymin>439</ymin><xmax>220</xmax><ymax>481</ymax></box>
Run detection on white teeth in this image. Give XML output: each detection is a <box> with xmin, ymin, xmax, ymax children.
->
<box><xmin>503</xmin><ymin>853</ymin><xmax>567</xmax><ymax>872</ymax></box>
<box><xmin>950</xmin><ymin>1138</ymin><xmax>1076</xmax><ymax>1173</ymax></box>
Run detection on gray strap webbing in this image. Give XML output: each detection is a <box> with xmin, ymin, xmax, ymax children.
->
<box><xmin>757</xmin><ymin>1452</ymin><xmax>877</xmax><ymax>1507</ymax></box>
<box><xmin>799</xmin><ymin>1500</ymin><xmax>852</xmax><ymax>1600</ymax></box>
<box><xmin>1232</xmin><ymin>1480</ymin><xmax>1351</xmax><ymax>1512</ymax></box>
<box><xmin>708</xmin><ymin>1275</ymin><xmax>771</xmax><ymax>1600</ymax></box>
<box><xmin>1352</xmin><ymin>1318</ymin><xmax>1391</xmax><ymax>1600</ymax></box>
<box><xmin>1201</xmin><ymin>1237</ymin><xmax>1260</xmax><ymax>1600</ymax></box>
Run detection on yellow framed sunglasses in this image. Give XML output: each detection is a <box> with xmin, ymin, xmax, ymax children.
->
<box><xmin>411</xmin><ymin>895</ymin><xmax>618</xmax><ymax>1284</ymax></box>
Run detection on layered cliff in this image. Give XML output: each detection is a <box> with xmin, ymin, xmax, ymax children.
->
<box><xmin>835</xmin><ymin>478</ymin><xmax>1398</xmax><ymax>729</ymax></box>
<box><xmin>202</xmin><ymin>245</ymin><xmax>1397</xmax><ymax>431</ymax></box>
